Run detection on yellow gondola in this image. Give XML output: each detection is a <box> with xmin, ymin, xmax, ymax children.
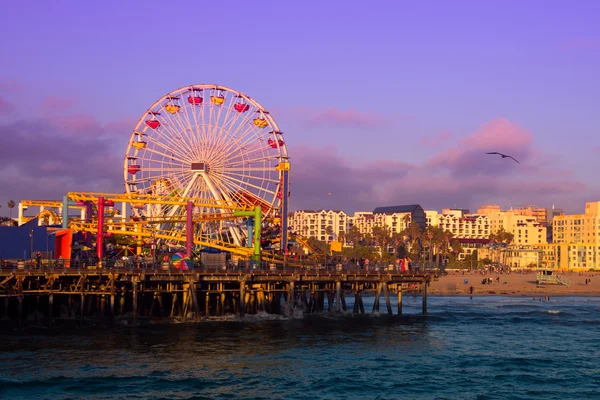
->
<box><xmin>210</xmin><ymin>95</ymin><xmax>225</xmax><ymax>106</ymax></box>
<box><xmin>165</xmin><ymin>104</ymin><xmax>180</xmax><ymax>114</ymax></box>
<box><xmin>253</xmin><ymin>118</ymin><xmax>268</xmax><ymax>128</ymax></box>
<box><xmin>132</xmin><ymin>141</ymin><xmax>147</xmax><ymax>150</ymax></box>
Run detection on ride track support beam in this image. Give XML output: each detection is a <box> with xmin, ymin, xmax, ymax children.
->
<box><xmin>281</xmin><ymin>169</ymin><xmax>289</xmax><ymax>253</ymax></box>
<box><xmin>186</xmin><ymin>201</ymin><xmax>193</xmax><ymax>258</ymax></box>
<box><xmin>62</xmin><ymin>195</ymin><xmax>82</xmax><ymax>229</ymax></box>
<box><xmin>97</xmin><ymin>196</ymin><xmax>104</xmax><ymax>267</ymax></box>
<box><xmin>233</xmin><ymin>206</ymin><xmax>261</xmax><ymax>261</ymax></box>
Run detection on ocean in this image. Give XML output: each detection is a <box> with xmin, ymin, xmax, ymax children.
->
<box><xmin>1</xmin><ymin>296</ymin><xmax>599</xmax><ymax>399</ymax></box>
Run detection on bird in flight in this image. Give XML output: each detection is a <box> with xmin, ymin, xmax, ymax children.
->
<box><xmin>486</xmin><ymin>152</ymin><xmax>520</xmax><ymax>164</ymax></box>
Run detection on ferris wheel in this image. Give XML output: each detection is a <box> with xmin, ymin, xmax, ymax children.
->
<box><xmin>124</xmin><ymin>84</ymin><xmax>289</xmax><ymax>247</ymax></box>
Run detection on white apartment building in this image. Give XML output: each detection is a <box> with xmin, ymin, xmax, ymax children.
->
<box><xmin>288</xmin><ymin>210</ymin><xmax>349</xmax><ymax>243</ymax></box>
<box><xmin>425</xmin><ymin>210</ymin><xmax>491</xmax><ymax>239</ymax></box>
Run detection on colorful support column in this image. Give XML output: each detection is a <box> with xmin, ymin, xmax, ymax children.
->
<box><xmin>97</xmin><ymin>196</ymin><xmax>104</xmax><ymax>268</ymax></box>
<box><xmin>234</xmin><ymin>206</ymin><xmax>262</xmax><ymax>262</ymax></box>
<box><xmin>247</xmin><ymin>218</ymin><xmax>254</xmax><ymax>248</ymax></box>
<box><xmin>253</xmin><ymin>206</ymin><xmax>261</xmax><ymax>261</ymax></box>
<box><xmin>186</xmin><ymin>200</ymin><xmax>193</xmax><ymax>258</ymax></box>
<box><xmin>62</xmin><ymin>195</ymin><xmax>69</xmax><ymax>229</ymax></box>
<box><xmin>281</xmin><ymin>168</ymin><xmax>289</xmax><ymax>253</ymax></box>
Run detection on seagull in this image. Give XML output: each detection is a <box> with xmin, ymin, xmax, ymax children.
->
<box><xmin>486</xmin><ymin>152</ymin><xmax>520</xmax><ymax>164</ymax></box>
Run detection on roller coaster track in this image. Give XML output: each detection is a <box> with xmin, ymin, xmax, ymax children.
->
<box><xmin>70</xmin><ymin>221</ymin><xmax>254</xmax><ymax>257</ymax></box>
<box><xmin>66</xmin><ymin>192</ymin><xmax>250</xmax><ymax>211</ymax></box>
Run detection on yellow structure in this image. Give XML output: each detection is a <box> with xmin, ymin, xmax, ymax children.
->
<box><xmin>476</xmin><ymin>207</ymin><xmax>547</xmax><ymax>245</ymax></box>
<box><xmin>552</xmin><ymin>201</ymin><xmax>600</xmax><ymax>245</ymax></box>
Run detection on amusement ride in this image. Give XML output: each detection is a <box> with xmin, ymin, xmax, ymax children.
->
<box><xmin>17</xmin><ymin>84</ymin><xmax>291</xmax><ymax>266</ymax></box>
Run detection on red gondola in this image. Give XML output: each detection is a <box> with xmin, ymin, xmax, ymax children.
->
<box><xmin>188</xmin><ymin>87</ymin><xmax>203</xmax><ymax>105</ymax></box>
<box><xmin>234</xmin><ymin>103</ymin><xmax>250</xmax><ymax>112</ymax></box>
<box><xmin>128</xmin><ymin>165</ymin><xmax>141</xmax><ymax>175</ymax></box>
<box><xmin>267</xmin><ymin>138</ymin><xmax>285</xmax><ymax>148</ymax></box>
<box><xmin>145</xmin><ymin>120</ymin><xmax>160</xmax><ymax>129</ymax></box>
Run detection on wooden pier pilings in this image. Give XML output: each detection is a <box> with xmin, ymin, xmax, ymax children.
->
<box><xmin>0</xmin><ymin>269</ymin><xmax>432</xmax><ymax>328</ymax></box>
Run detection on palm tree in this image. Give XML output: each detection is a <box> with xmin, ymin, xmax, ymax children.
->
<box><xmin>338</xmin><ymin>230</ymin><xmax>346</xmax><ymax>245</ymax></box>
<box><xmin>325</xmin><ymin>225</ymin><xmax>334</xmax><ymax>242</ymax></box>
<box><xmin>7</xmin><ymin>200</ymin><xmax>15</xmax><ymax>219</ymax></box>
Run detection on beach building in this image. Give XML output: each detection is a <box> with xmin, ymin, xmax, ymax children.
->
<box><xmin>288</xmin><ymin>210</ymin><xmax>349</xmax><ymax>243</ymax></box>
<box><xmin>476</xmin><ymin>206</ymin><xmax>547</xmax><ymax>246</ymax></box>
<box><xmin>540</xmin><ymin>201</ymin><xmax>600</xmax><ymax>270</ymax></box>
<box><xmin>350</xmin><ymin>204</ymin><xmax>426</xmax><ymax>237</ymax></box>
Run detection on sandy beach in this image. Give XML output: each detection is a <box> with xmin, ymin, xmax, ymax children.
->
<box><xmin>429</xmin><ymin>271</ymin><xmax>600</xmax><ymax>297</ymax></box>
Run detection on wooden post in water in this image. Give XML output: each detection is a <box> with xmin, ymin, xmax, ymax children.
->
<box><xmin>340</xmin><ymin>291</ymin><xmax>347</xmax><ymax>311</ymax></box>
<box><xmin>110</xmin><ymin>293</ymin><xmax>115</xmax><ymax>327</ymax></box>
<box><xmin>48</xmin><ymin>294</ymin><xmax>53</xmax><ymax>328</ymax></box>
<box><xmin>80</xmin><ymin>294</ymin><xmax>85</xmax><ymax>327</ymax></box>
<box><xmin>372</xmin><ymin>283</ymin><xmax>382</xmax><ymax>313</ymax></box>
<box><xmin>239</xmin><ymin>282</ymin><xmax>246</xmax><ymax>317</ymax></box>
<box><xmin>382</xmin><ymin>283</ymin><xmax>393</xmax><ymax>315</ymax></box>
<box><xmin>170</xmin><ymin>292</ymin><xmax>178</xmax><ymax>318</ymax></box>
<box><xmin>288</xmin><ymin>281</ymin><xmax>294</xmax><ymax>315</ymax></box>
<box><xmin>397</xmin><ymin>289</ymin><xmax>403</xmax><ymax>316</ymax></box>
<box><xmin>132</xmin><ymin>281</ymin><xmax>138</xmax><ymax>325</ymax></box>
<box><xmin>205</xmin><ymin>291</ymin><xmax>210</xmax><ymax>318</ymax></box>
<box><xmin>190</xmin><ymin>282</ymin><xmax>200</xmax><ymax>321</ymax></box>
<box><xmin>18</xmin><ymin>295</ymin><xmax>23</xmax><ymax>330</ymax></box>
<box><xmin>335</xmin><ymin>281</ymin><xmax>341</xmax><ymax>312</ymax></box>
<box><xmin>422</xmin><ymin>283</ymin><xmax>427</xmax><ymax>315</ymax></box>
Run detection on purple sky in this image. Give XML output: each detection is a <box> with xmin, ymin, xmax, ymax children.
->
<box><xmin>1</xmin><ymin>1</ymin><xmax>599</xmax><ymax>216</ymax></box>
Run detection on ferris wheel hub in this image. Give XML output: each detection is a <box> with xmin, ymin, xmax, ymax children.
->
<box><xmin>191</xmin><ymin>162</ymin><xmax>210</xmax><ymax>173</ymax></box>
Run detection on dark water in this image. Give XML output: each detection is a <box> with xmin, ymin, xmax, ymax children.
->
<box><xmin>1</xmin><ymin>296</ymin><xmax>599</xmax><ymax>400</ymax></box>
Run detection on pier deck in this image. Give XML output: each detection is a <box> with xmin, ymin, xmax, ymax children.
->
<box><xmin>0</xmin><ymin>267</ymin><xmax>432</xmax><ymax>328</ymax></box>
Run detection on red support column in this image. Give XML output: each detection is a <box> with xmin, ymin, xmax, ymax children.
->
<box><xmin>97</xmin><ymin>196</ymin><xmax>104</xmax><ymax>267</ymax></box>
<box><xmin>186</xmin><ymin>201</ymin><xmax>193</xmax><ymax>258</ymax></box>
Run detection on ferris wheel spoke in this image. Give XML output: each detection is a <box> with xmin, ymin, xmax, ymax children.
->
<box><xmin>222</xmin><ymin>166</ymin><xmax>278</xmax><ymax>173</ymax></box>
<box><xmin>223</xmin><ymin>154</ymin><xmax>280</xmax><ymax>168</ymax></box>
<box><xmin>212</xmin><ymin>137</ymin><xmax>267</xmax><ymax>167</ymax></box>
<box><xmin>222</xmin><ymin>170</ymin><xmax>279</xmax><ymax>186</ymax></box>
<box><xmin>151</xmin><ymin>117</ymin><xmax>198</xmax><ymax>162</ymax></box>
<box><xmin>142</xmin><ymin>141</ymin><xmax>192</xmax><ymax>164</ymax></box>
<box><xmin>160</xmin><ymin>108</ymin><xmax>202</xmax><ymax>161</ymax></box>
<box><xmin>180</xmin><ymin>100</ymin><xmax>207</xmax><ymax>160</ymax></box>
<box><xmin>219</xmin><ymin>173</ymin><xmax>276</xmax><ymax>197</ymax></box>
<box><xmin>219</xmin><ymin>121</ymin><xmax>265</xmax><ymax>157</ymax></box>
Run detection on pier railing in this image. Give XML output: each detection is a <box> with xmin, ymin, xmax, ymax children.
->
<box><xmin>0</xmin><ymin>258</ymin><xmax>443</xmax><ymax>276</ymax></box>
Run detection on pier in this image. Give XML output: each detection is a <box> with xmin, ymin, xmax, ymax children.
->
<box><xmin>0</xmin><ymin>266</ymin><xmax>432</xmax><ymax>328</ymax></box>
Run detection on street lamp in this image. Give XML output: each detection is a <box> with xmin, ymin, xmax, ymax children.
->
<box><xmin>29</xmin><ymin>229</ymin><xmax>34</xmax><ymax>260</ymax></box>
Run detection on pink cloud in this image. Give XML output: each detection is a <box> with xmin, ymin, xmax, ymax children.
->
<box><xmin>0</xmin><ymin>79</ymin><xmax>24</xmax><ymax>93</ymax></box>
<box><xmin>279</xmin><ymin>106</ymin><xmax>402</xmax><ymax>129</ymax></box>
<box><xmin>0</xmin><ymin>96</ymin><xmax>15</xmax><ymax>115</ymax></box>
<box><xmin>427</xmin><ymin>118</ymin><xmax>533</xmax><ymax>176</ymax></box>
<box><xmin>45</xmin><ymin>114</ymin><xmax>105</xmax><ymax>136</ymax></box>
<box><xmin>419</xmin><ymin>131</ymin><xmax>452</xmax><ymax>146</ymax></box>
<box><xmin>40</xmin><ymin>96</ymin><xmax>75</xmax><ymax>113</ymax></box>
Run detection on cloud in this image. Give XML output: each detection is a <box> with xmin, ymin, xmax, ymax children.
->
<box><xmin>427</xmin><ymin>118</ymin><xmax>533</xmax><ymax>177</ymax></box>
<box><xmin>0</xmin><ymin>96</ymin><xmax>15</xmax><ymax>115</ymax></box>
<box><xmin>290</xmin><ymin>118</ymin><xmax>592</xmax><ymax>214</ymax></box>
<box><xmin>278</xmin><ymin>106</ymin><xmax>402</xmax><ymax>129</ymax></box>
<box><xmin>40</xmin><ymin>96</ymin><xmax>75</xmax><ymax>113</ymax></box>
<box><xmin>419</xmin><ymin>131</ymin><xmax>452</xmax><ymax>147</ymax></box>
<box><xmin>0</xmin><ymin>79</ymin><xmax>24</xmax><ymax>93</ymax></box>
